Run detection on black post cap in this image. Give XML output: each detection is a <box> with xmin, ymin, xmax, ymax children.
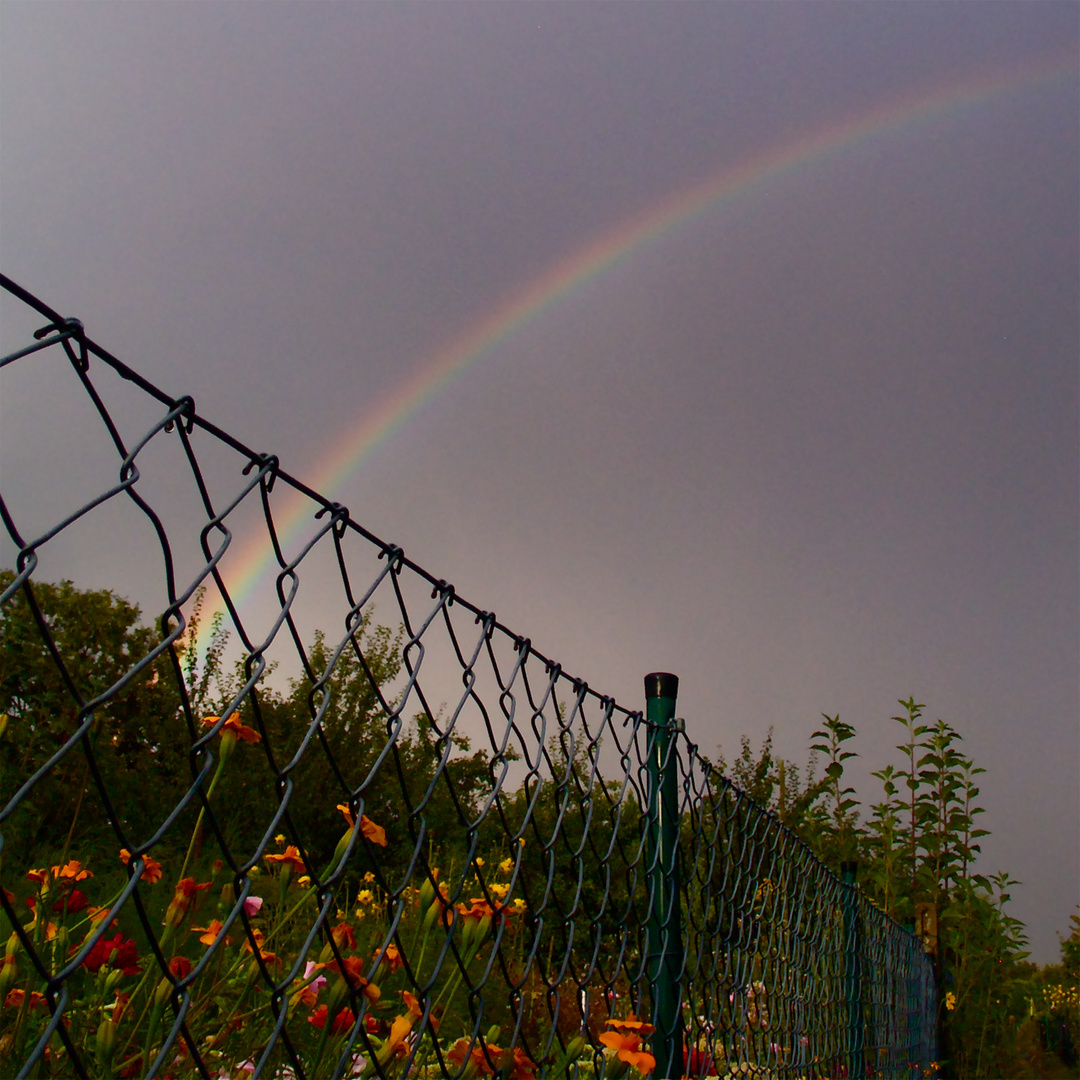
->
<box><xmin>644</xmin><ymin>672</ymin><xmax>679</xmax><ymax>700</ymax></box>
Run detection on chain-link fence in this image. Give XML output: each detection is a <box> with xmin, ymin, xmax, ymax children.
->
<box><xmin>0</xmin><ymin>275</ymin><xmax>936</xmax><ymax>1079</ymax></box>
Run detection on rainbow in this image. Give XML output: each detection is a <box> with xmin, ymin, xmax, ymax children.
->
<box><xmin>196</xmin><ymin>51</ymin><xmax>1077</xmax><ymax>654</ymax></box>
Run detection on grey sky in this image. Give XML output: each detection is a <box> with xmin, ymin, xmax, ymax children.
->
<box><xmin>1</xmin><ymin>2</ymin><xmax>1076</xmax><ymax>963</ymax></box>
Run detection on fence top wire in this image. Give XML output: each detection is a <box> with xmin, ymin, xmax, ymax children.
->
<box><xmin>1</xmin><ymin>274</ymin><xmax>935</xmax><ymax>1080</ymax></box>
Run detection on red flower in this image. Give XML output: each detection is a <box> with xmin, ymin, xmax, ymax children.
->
<box><xmin>308</xmin><ymin>1004</ymin><xmax>355</xmax><ymax>1032</ymax></box>
<box><xmin>53</xmin><ymin>889</ymin><xmax>89</xmax><ymax>915</ymax></box>
<box><xmin>168</xmin><ymin>956</ymin><xmax>193</xmax><ymax>980</ymax></box>
<box><xmin>81</xmin><ymin>932</ymin><xmax>141</xmax><ymax>977</ymax></box>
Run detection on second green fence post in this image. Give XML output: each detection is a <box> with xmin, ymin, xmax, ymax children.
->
<box><xmin>645</xmin><ymin>672</ymin><xmax>683</xmax><ymax>1079</ymax></box>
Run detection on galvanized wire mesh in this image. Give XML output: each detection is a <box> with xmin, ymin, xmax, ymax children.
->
<box><xmin>0</xmin><ymin>275</ymin><xmax>935</xmax><ymax>1080</ymax></box>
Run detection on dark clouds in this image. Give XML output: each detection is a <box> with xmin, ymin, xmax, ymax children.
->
<box><xmin>1</xmin><ymin>2</ymin><xmax>1076</xmax><ymax>961</ymax></box>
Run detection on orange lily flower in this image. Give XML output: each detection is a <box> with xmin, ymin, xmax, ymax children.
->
<box><xmin>119</xmin><ymin>849</ymin><xmax>163</xmax><ymax>884</ymax></box>
<box><xmin>331</xmin><ymin>921</ymin><xmax>357</xmax><ymax>952</ymax></box>
<box><xmin>378</xmin><ymin>942</ymin><xmax>404</xmax><ymax>973</ymax></box>
<box><xmin>605</xmin><ymin>1016</ymin><xmax>656</xmax><ymax>1037</ymax></box>
<box><xmin>447</xmin><ymin>1038</ymin><xmax>496</xmax><ymax>1077</ymax></box>
<box><xmin>202</xmin><ymin>713</ymin><xmax>261</xmax><ymax>744</ymax></box>
<box><xmin>323</xmin><ymin>955</ymin><xmax>381</xmax><ymax>1004</ymax></box>
<box><xmin>55</xmin><ymin>860</ymin><xmax>93</xmax><ymax>882</ymax></box>
<box><xmin>265</xmin><ymin>845</ymin><xmax>307</xmax><ymax>875</ymax></box>
<box><xmin>190</xmin><ymin>919</ymin><xmax>230</xmax><ymax>947</ymax></box>
<box><xmin>377</xmin><ymin>1015</ymin><xmax>417</xmax><ymax>1065</ymax></box>
<box><xmin>4</xmin><ymin>988</ymin><xmax>47</xmax><ymax>1011</ymax></box>
<box><xmin>336</xmin><ymin>804</ymin><xmax>388</xmax><ymax>847</ymax></box>
<box><xmin>599</xmin><ymin>1030</ymin><xmax>656</xmax><ymax>1074</ymax></box>
<box><xmin>164</xmin><ymin>877</ymin><xmax>212</xmax><ymax>929</ymax></box>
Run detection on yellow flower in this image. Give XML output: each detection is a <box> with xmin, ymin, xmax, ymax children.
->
<box><xmin>274</xmin><ymin>834</ymin><xmax>286</xmax><ymax>846</ymax></box>
<box><xmin>945</xmin><ymin>991</ymin><xmax>957</xmax><ymax>1011</ymax></box>
<box><xmin>357</xmin><ymin>889</ymin><xmax>375</xmax><ymax>906</ymax></box>
<box><xmin>499</xmin><ymin>858</ymin><xmax>514</xmax><ymax>875</ymax></box>
<box><xmin>489</xmin><ymin>883</ymin><xmax>509</xmax><ymax>901</ymax></box>
<box><xmin>474</xmin><ymin>858</ymin><xmax>484</xmax><ymax>869</ymax></box>
<box><xmin>364</xmin><ymin>872</ymin><xmax>375</xmax><ymax>883</ymax></box>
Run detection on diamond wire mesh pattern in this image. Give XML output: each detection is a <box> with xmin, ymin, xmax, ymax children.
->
<box><xmin>0</xmin><ymin>276</ymin><xmax>935</xmax><ymax>1079</ymax></box>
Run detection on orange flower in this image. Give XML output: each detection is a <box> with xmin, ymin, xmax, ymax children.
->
<box><xmin>336</xmin><ymin>804</ymin><xmax>388</xmax><ymax>847</ymax></box>
<box><xmin>378</xmin><ymin>942</ymin><xmax>404</xmax><ymax>973</ymax></box>
<box><xmin>26</xmin><ymin>868</ymin><xmax>49</xmax><ymax>885</ymax></box>
<box><xmin>265</xmin><ymin>846</ymin><xmax>307</xmax><ymax>875</ymax></box>
<box><xmin>324</xmin><ymin>956</ymin><xmax>381</xmax><ymax>1004</ymax></box>
<box><xmin>447</xmin><ymin>1038</ymin><xmax>496</xmax><ymax>1077</ymax></box>
<box><xmin>504</xmin><ymin>1046</ymin><xmax>538</xmax><ymax>1080</ymax></box>
<box><xmin>119</xmin><ymin>849</ymin><xmax>163</xmax><ymax>884</ymax></box>
<box><xmin>4</xmin><ymin>988</ymin><xmax>47</xmax><ymax>1010</ymax></box>
<box><xmin>605</xmin><ymin>1016</ymin><xmax>655</xmax><ymax>1037</ymax></box>
<box><xmin>377</xmin><ymin>1015</ymin><xmax>416</xmax><ymax>1065</ymax></box>
<box><xmin>202</xmin><ymin>713</ymin><xmax>261</xmax><ymax>744</ymax></box>
<box><xmin>55</xmin><ymin>860</ymin><xmax>93</xmax><ymax>882</ymax></box>
<box><xmin>599</xmin><ymin>1030</ymin><xmax>656</xmax><ymax>1074</ymax></box>
<box><xmin>164</xmin><ymin>878</ymin><xmax>212</xmax><ymax>929</ymax></box>
<box><xmin>331</xmin><ymin>922</ymin><xmax>357</xmax><ymax>952</ymax></box>
<box><xmin>189</xmin><ymin>919</ymin><xmax>226</xmax><ymax>947</ymax></box>
<box><xmin>242</xmin><ymin>928</ymin><xmax>276</xmax><ymax>961</ymax></box>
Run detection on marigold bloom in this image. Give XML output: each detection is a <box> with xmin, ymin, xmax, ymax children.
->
<box><xmin>191</xmin><ymin>919</ymin><xmax>230</xmax><ymax>947</ymax></box>
<box><xmin>119</xmin><ymin>849</ymin><xmax>163</xmax><ymax>884</ymax></box>
<box><xmin>265</xmin><ymin>845</ymin><xmax>307</xmax><ymax>875</ymax></box>
<box><xmin>164</xmin><ymin>877</ymin><xmax>212</xmax><ymax>929</ymax></box>
<box><xmin>599</xmin><ymin>1031</ymin><xmax>656</xmax><ymax>1074</ymax></box>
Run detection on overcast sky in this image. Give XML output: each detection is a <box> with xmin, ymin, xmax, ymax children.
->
<box><xmin>1</xmin><ymin>2</ymin><xmax>1076</xmax><ymax>964</ymax></box>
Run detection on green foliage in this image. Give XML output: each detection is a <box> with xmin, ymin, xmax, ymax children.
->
<box><xmin>721</xmin><ymin>697</ymin><xmax>1072</xmax><ymax>1079</ymax></box>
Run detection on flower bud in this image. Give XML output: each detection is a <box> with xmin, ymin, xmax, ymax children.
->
<box><xmin>95</xmin><ymin>1018</ymin><xmax>117</xmax><ymax>1068</ymax></box>
<box><xmin>0</xmin><ymin>955</ymin><xmax>18</xmax><ymax>998</ymax></box>
<box><xmin>486</xmin><ymin>1025</ymin><xmax>501</xmax><ymax>1045</ymax></box>
<box><xmin>566</xmin><ymin>1036</ymin><xmax>588</xmax><ymax>1061</ymax></box>
<box><xmin>154</xmin><ymin>976</ymin><xmax>173</xmax><ymax>1009</ymax></box>
<box><xmin>104</xmin><ymin>967</ymin><xmax>125</xmax><ymax>994</ymax></box>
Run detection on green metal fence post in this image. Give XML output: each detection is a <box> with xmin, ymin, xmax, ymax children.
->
<box><xmin>841</xmin><ymin>861</ymin><xmax>864</xmax><ymax>1080</ymax></box>
<box><xmin>645</xmin><ymin>672</ymin><xmax>684</xmax><ymax>1079</ymax></box>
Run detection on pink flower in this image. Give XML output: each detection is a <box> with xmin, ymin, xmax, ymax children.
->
<box><xmin>303</xmin><ymin>961</ymin><xmax>327</xmax><ymax>995</ymax></box>
<box><xmin>243</xmin><ymin>896</ymin><xmax>264</xmax><ymax>917</ymax></box>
